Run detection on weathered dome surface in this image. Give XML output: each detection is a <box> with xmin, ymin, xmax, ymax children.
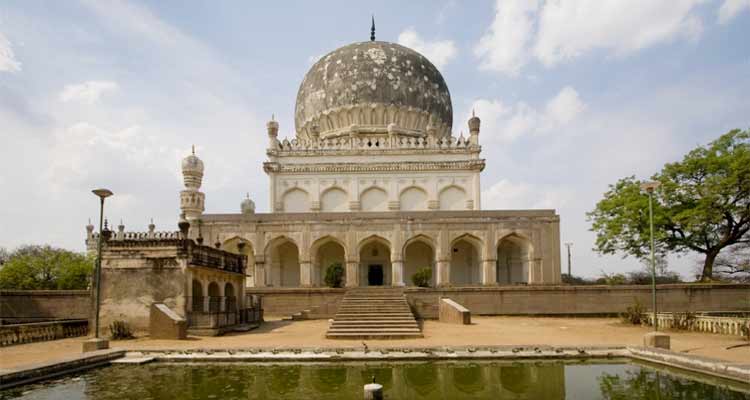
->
<box><xmin>295</xmin><ymin>41</ymin><xmax>452</xmax><ymax>138</ymax></box>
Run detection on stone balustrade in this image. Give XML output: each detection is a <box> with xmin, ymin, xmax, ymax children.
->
<box><xmin>190</xmin><ymin>245</ymin><xmax>245</xmax><ymax>274</ymax></box>
<box><xmin>271</xmin><ymin>133</ymin><xmax>476</xmax><ymax>154</ymax></box>
<box><xmin>643</xmin><ymin>312</ymin><xmax>750</xmax><ymax>337</ymax></box>
<box><xmin>0</xmin><ymin>319</ymin><xmax>88</xmax><ymax>347</ymax></box>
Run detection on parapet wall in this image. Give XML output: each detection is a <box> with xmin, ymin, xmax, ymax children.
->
<box><xmin>406</xmin><ymin>284</ymin><xmax>750</xmax><ymax>318</ymax></box>
<box><xmin>248</xmin><ymin>284</ymin><xmax>750</xmax><ymax>318</ymax></box>
<box><xmin>0</xmin><ymin>290</ymin><xmax>90</xmax><ymax>324</ymax></box>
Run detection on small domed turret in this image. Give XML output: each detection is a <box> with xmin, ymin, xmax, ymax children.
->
<box><xmin>241</xmin><ymin>193</ymin><xmax>255</xmax><ymax>215</ymax></box>
<box><xmin>182</xmin><ymin>145</ymin><xmax>204</xmax><ymax>189</ymax></box>
<box><xmin>468</xmin><ymin>110</ymin><xmax>480</xmax><ymax>146</ymax></box>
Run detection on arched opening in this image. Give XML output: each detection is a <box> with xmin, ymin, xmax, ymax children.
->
<box><xmin>312</xmin><ymin>238</ymin><xmax>346</xmax><ymax>287</ymax></box>
<box><xmin>191</xmin><ymin>279</ymin><xmax>203</xmax><ymax>312</ymax></box>
<box><xmin>224</xmin><ymin>282</ymin><xmax>236</xmax><ymax>311</ymax></box>
<box><xmin>320</xmin><ymin>187</ymin><xmax>348</xmax><ymax>212</ymax></box>
<box><xmin>358</xmin><ymin>237</ymin><xmax>392</xmax><ymax>286</ymax></box>
<box><xmin>450</xmin><ymin>236</ymin><xmax>481</xmax><ymax>285</ymax></box>
<box><xmin>267</xmin><ymin>238</ymin><xmax>301</xmax><ymax>287</ymax></box>
<box><xmin>399</xmin><ymin>186</ymin><xmax>427</xmax><ymax>211</ymax></box>
<box><xmin>497</xmin><ymin>234</ymin><xmax>533</xmax><ymax>284</ymax></box>
<box><xmin>223</xmin><ymin>237</ymin><xmax>255</xmax><ymax>287</ymax></box>
<box><xmin>403</xmin><ymin>237</ymin><xmax>435</xmax><ymax>287</ymax></box>
<box><xmin>207</xmin><ymin>282</ymin><xmax>220</xmax><ymax>312</ymax></box>
<box><xmin>439</xmin><ymin>186</ymin><xmax>467</xmax><ymax>210</ymax></box>
<box><xmin>282</xmin><ymin>188</ymin><xmax>309</xmax><ymax>212</ymax></box>
<box><xmin>360</xmin><ymin>187</ymin><xmax>388</xmax><ymax>211</ymax></box>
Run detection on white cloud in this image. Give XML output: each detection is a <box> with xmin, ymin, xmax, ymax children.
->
<box><xmin>397</xmin><ymin>28</ymin><xmax>457</xmax><ymax>69</ymax></box>
<box><xmin>475</xmin><ymin>0</ymin><xmax>706</xmax><ymax>74</ymax></box>
<box><xmin>534</xmin><ymin>0</ymin><xmax>705</xmax><ymax>66</ymax></box>
<box><xmin>59</xmin><ymin>81</ymin><xmax>119</xmax><ymax>104</ymax></box>
<box><xmin>474</xmin><ymin>0</ymin><xmax>539</xmax><ymax>76</ymax></box>
<box><xmin>466</xmin><ymin>86</ymin><xmax>585</xmax><ymax>142</ymax></box>
<box><xmin>482</xmin><ymin>179</ymin><xmax>570</xmax><ymax>210</ymax></box>
<box><xmin>718</xmin><ymin>0</ymin><xmax>750</xmax><ymax>24</ymax></box>
<box><xmin>0</xmin><ymin>31</ymin><xmax>22</xmax><ymax>72</ymax></box>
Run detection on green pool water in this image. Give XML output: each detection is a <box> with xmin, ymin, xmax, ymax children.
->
<box><xmin>2</xmin><ymin>360</ymin><xmax>748</xmax><ymax>400</ymax></box>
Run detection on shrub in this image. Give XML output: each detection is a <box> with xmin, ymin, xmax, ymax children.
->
<box><xmin>620</xmin><ymin>299</ymin><xmax>645</xmax><ymax>325</ymax></box>
<box><xmin>109</xmin><ymin>320</ymin><xmax>134</xmax><ymax>340</ymax></box>
<box><xmin>411</xmin><ymin>267</ymin><xmax>432</xmax><ymax>288</ymax></box>
<box><xmin>324</xmin><ymin>263</ymin><xmax>344</xmax><ymax>288</ymax></box>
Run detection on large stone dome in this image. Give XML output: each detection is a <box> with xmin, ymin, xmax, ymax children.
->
<box><xmin>294</xmin><ymin>41</ymin><xmax>453</xmax><ymax>139</ymax></box>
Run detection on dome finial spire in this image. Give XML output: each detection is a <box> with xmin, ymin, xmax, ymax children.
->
<box><xmin>191</xmin><ymin>144</ymin><xmax>195</xmax><ymax>155</ymax></box>
<box><xmin>370</xmin><ymin>15</ymin><xmax>376</xmax><ymax>41</ymax></box>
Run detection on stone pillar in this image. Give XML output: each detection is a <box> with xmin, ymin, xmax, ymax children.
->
<box><xmin>345</xmin><ymin>261</ymin><xmax>359</xmax><ymax>287</ymax></box>
<box><xmin>482</xmin><ymin>259</ymin><xmax>497</xmax><ymax>285</ymax></box>
<box><xmin>254</xmin><ymin>261</ymin><xmax>266</xmax><ymax>287</ymax></box>
<box><xmin>436</xmin><ymin>259</ymin><xmax>450</xmax><ymax>286</ymax></box>
<box><xmin>391</xmin><ymin>260</ymin><xmax>404</xmax><ymax>287</ymax></box>
<box><xmin>300</xmin><ymin>261</ymin><xmax>312</xmax><ymax>287</ymax></box>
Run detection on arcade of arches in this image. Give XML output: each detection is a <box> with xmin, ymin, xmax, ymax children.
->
<box><xmin>219</xmin><ymin>231</ymin><xmax>549</xmax><ymax>288</ymax></box>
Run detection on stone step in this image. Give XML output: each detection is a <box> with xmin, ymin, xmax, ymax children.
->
<box><xmin>325</xmin><ymin>332</ymin><xmax>423</xmax><ymax>339</ymax></box>
<box><xmin>335</xmin><ymin>312</ymin><xmax>414</xmax><ymax>317</ymax></box>
<box><xmin>331</xmin><ymin>320</ymin><xmax>418</xmax><ymax>325</ymax></box>
<box><xmin>331</xmin><ymin>324</ymin><xmax>419</xmax><ymax>330</ymax></box>
<box><xmin>337</xmin><ymin>306</ymin><xmax>410</xmax><ymax>310</ymax></box>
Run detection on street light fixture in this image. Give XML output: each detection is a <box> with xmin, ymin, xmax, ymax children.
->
<box><xmin>640</xmin><ymin>181</ymin><xmax>661</xmax><ymax>331</ymax></box>
<box><xmin>92</xmin><ymin>188</ymin><xmax>113</xmax><ymax>340</ymax></box>
<box><xmin>564</xmin><ymin>242</ymin><xmax>573</xmax><ymax>277</ymax></box>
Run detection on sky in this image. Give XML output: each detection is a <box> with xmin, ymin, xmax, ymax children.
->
<box><xmin>1</xmin><ymin>0</ymin><xmax>749</xmax><ymax>279</ymax></box>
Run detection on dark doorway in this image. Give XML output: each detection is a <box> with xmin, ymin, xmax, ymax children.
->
<box><xmin>368</xmin><ymin>264</ymin><xmax>384</xmax><ymax>286</ymax></box>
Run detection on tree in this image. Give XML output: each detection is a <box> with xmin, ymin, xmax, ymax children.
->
<box><xmin>323</xmin><ymin>262</ymin><xmax>344</xmax><ymax>288</ymax></box>
<box><xmin>0</xmin><ymin>245</ymin><xmax>94</xmax><ymax>290</ymax></box>
<box><xmin>588</xmin><ymin>129</ymin><xmax>750</xmax><ymax>281</ymax></box>
<box><xmin>712</xmin><ymin>239</ymin><xmax>750</xmax><ymax>282</ymax></box>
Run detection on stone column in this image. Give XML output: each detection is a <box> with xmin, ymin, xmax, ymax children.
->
<box><xmin>482</xmin><ymin>259</ymin><xmax>497</xmax><ymax>285</ymax></box>
<box><xmin>436</xmin><ymin>259</ymin><xmax>450</xmax><ymax>286</ymax></box>
<box><xmin>300</xmin><ymin>261</ymin><xmax>312</xmax><ymax>287</ymax></box>
<box><xmin>345</xmin><ymin>261</ymin><xmax>359</xmax><ymax>287</ymax></box>
<box><xmin>391</xmin><ymin>259</ymin><xmax>405</xmax><ymax>287</ymax></box>
<box><xmin>254</xmin><ymin>261</ymin><xmax>266</xmax><ymax>287</ymax></box>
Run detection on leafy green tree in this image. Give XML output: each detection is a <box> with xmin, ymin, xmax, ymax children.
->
<box><xmin>588</xmin><ymin>130</ymin><xmax>750</xmax><ymax>281</ymax></box>
<box><xmin>323</xmin><ymin>262</ymin><xmax>344</xmax><ymax>288</ymax></box>
<box><xmin>0</xmin><ymin>245</ymin><xmax>94</xmax><ymax>290</ymax></box>
<box><xmin>411</xmin><ymin>267</ymin><xmax>432</xmax><ymax>287</ymax></box>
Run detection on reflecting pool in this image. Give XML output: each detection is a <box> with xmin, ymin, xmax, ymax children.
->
<box><xmin>2</xmin><ymin>360</ymin><xmax>748</xmax><ymax>400</ymax></box>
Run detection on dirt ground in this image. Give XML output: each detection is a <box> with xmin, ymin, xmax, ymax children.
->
<box><xmin>2</xmin><ymin>316</ymin><xmax>748</xmax><ymax>372</ymax></box>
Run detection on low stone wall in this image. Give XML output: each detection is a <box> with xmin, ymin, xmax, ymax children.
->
<box><xmin>0</xmin><ymin>319</ymin><xmax>88</xmax><ymax>347</ymax></box>
<box><xmin>245</xmin><ymin>288</ymin><xmax>345</xmax><ymax>317</ymax></box>
<box><xmin>246</xmin><ymin>284</ymin><xmax>750</xmax><ymax>319</ymax></box>
<box><xmin>439</xmin><ymin>298</ymin><xmax>471</xmax><ymax>324</ymax></box>
<box><xmin>406</xmin><ymin>284</ymin><xmax>750</xmax><ymax>318</ymax></box>
<box><xmin>0</xmin><ymin>290</ymin><xmax>90</xmax><ymax>324</ymax></box>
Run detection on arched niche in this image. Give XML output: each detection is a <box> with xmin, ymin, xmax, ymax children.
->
<box><xmin>223</xmin><ymin>237</ymin><xmax>255</xmax><ymax>287</ymax></box>
<box><xmin>449</xmin><ymin>235</ymin><xmax>482</xmax><ymax>285</ymax></box>
<box><xmin>439</xmin><ymin>185</ymin><xmax>467</xmax><ymax>210</ymax></box>
<box><xmin>320</xmin><ymin>187</ymin><xmax>348</xmax><ymax>212</ymax></box>
<box><xmin>403</xmin><ymin>236</ymin><xmax>436</xmax><ymax>287</ymax></box>
<box><xmin>191</xmin><ymin>279</ymin><xmax>203</xmax><ymax>312</ymax></box>
<box><xmin>497</xmin><ymin>234</ymin><xmax>533</xmax><ymax>284</ymax></box>
<box><xmin>311</xmin><ymin>236</ymin><xmax>347</xmax><ymax>286</ymax></box>
<box><xmin>360</xmin><ymin>187</ymin><xmax>388</xmax><ymax>211</ymax></box>
<box><xmin>399</xmin><ymin>186</ymin><xmax>427</xmax><ymax>211</ymax></box>
<box><xmin>207</xmin><ymin>281</ymin><xmax>220</xmax><ymax>312</ymax></box>
<box><xmin>282</xmin><ymin>188</ymin><xmax>310</xmax><ymax>212</ymax></box>
<box><xmin>266</xmin><ymin>237</ymin><xmax>301</xmax><ymax>287</ymax></box>
<box><xmin>358</xmin><ymin>236</ymin><xmax>392</xmax><ymax>286</ymax></box>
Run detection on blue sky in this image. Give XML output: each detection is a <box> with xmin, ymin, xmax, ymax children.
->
<box><xmin>1</xmin><ymin>0</ymin><xmax>749</xmax><ymax>278</ymax></box>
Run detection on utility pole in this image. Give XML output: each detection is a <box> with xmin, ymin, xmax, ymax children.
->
<box><xmin>564</xmin><ymin>242</ymin><xmax>573</xmax><ymax>277</ymax></box>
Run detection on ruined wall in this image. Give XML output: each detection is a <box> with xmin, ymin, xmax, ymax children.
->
<box><xmin>0</xmin><ymin>290</ymin><xmax>90</xmax><ymax>324</ymax></box>
<box><xmin>97</xmin><ymin>245</ymin><xmax>189</xmax><ymax>336</ymax></box>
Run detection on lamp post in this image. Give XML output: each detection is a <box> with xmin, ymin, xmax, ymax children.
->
<box><xmin>92</xmin><ymin>188</ymin><xmax>113</xmax><ymax>339</ymax></box>
<box><xmin>640</xmin><ymin>181</ymin><xmax>660</xmax><ymax>331</ymax></box>
<box><xmin>564</xmin><ymin>242</ymin><xmax>573</xmax><ymax>277</ymax></box>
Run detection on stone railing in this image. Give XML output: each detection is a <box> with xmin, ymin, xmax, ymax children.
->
<box><xmin>643</xmin><ymin>312</ymin><xmax>750</xmax><ymax>337</ymax></box>
<box><xmin>189</xmin><ymin>244</ymin><xmax>245</xmax><ymax>274</ymax></box>
<box><xmin>91</xmin><ymin>231</ymin><xmax>181</xmax><ymax>241</ymax></box>
<box><xmin>271</xmin><ymin>133</ymin><xmax>476</xmax><ymax>154</ymax></box>
<box><xmin>0</xmin><ymin>319</ymin><xmax>88</xmax><ymax>347</ymax></box>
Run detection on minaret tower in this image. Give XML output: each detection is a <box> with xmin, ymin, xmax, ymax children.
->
<box><xmin>180</xmin><ymin>145</ymin><xmax>205</xmax><ymax>222</ymax></box>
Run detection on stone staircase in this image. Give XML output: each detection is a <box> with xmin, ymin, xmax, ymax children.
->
<box><xmin>326</xmin><ymin>287</ymin><xmax>422</xmax><ymax>339</ymax></box>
